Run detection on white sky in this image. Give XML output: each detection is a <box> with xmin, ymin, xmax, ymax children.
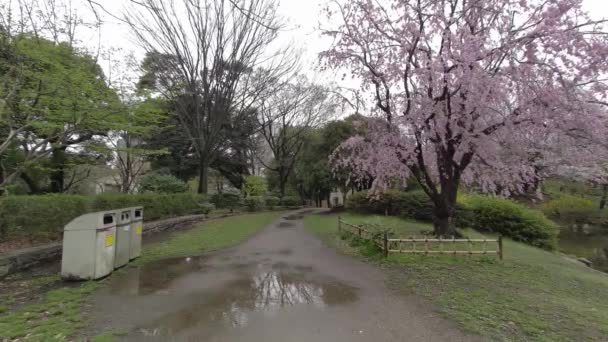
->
<box><xmin>81</xmin><ymin>0</ymin><xmax>607</xmax><ymax>86</ymax></box>
<box><xmin>45</xmin><ymin>0</ymin><xmax>608</xmax><ymax>99</ymax></box>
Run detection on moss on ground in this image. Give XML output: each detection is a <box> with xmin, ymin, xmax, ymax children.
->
<box><xmin>0</xmin><ymin>211</ymin><xmax>283</xmax><ymax>341</ymax></box>
<box><xmin>305</xmin><ymin>212</ymin><xmax>608</xmax><ymax>341</ymax></box>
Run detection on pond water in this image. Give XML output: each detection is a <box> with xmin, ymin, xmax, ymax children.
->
<box><xmin>558</xmin><ymin>229</ymin><xmax>608</xmax><ymax>273</ymax></box>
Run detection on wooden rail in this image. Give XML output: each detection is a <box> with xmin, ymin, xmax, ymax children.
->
<box><xmin>338</xmin><ymin>217</ymin><xmax>503</xmax><ymax>260</ymax></box>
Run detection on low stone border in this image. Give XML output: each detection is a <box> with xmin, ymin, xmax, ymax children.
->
<box><xmin>0</xmin><ymin>213</ymin><xmax>235</xmax><ymax>279</ymax></box>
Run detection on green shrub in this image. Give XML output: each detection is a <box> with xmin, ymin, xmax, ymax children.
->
<box><xmin>243</xmin><ymin>175</ymin><xmax>267</xmax><ymax>197</ymax></box>
<box><xmin>139</xmin><ymin>174</ymin><xmax>189</xmax><ymax>194</ymax></box>
<box><xmin>197</xmin><ymin>202</ymin><xmax>215</xmax><ymax>215</ymax></box>
<box><xmin>459</xmin><ymin>194</ymin><xmax>559</xmax><ymax>250</ymax></box>
<box><xmin>91</xmin><ymin>193</ymin><xmax>208</xmax><ymax>220</ymax></box>
<box><xmin>280</xmin><ymin>196</ymin><xmax>301</xmax><ymax>207</ymax></box>
<box><xmin>0</xmin><ymin>194</ymin><xmax>88</xmax><ymax>241</ymax></box>
<box><xmin>0</xmin><ymin>193</ymin><xmax>211</xmax><ymax>242</ymax></box>
<box><xmin>264</xmin><ymin>196</ymin><xmax>280</xmax><ymax>209</ymax></box>
<box><xmin>210</xmin><ymin>191</ymin><xmax>243</xmax><ymax>211</ymax></box>
<box><xmin>244</xmin><ymin>196</ymin><xmax>264</xmax><ymax>212</ymax></box>
<box><xmin>346</xmin><ymin>190</ymin><xmax>558</xmax><ymax>250</ymax></box>
<box><xmin>346</xmin><ymin>190</ymin><xmax>435</xmax><ymax>220</ymax></box>
<box><xmin>540</xmin><ymin>194</ymin><xmax>605</xmax><ymax>226</ymax></box>
<box><xmin>346</xmin><ymin>191</ymin><xmax>373</xmax><ymax>212</ymax></box>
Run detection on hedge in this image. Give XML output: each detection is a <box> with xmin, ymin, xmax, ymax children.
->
<box><xmin>210</xmin><ymin>191</ymin><xmax>243</xmax><ymax>211</ymax></box>
<box><xmin>0</xmin><ymin>193</ymin><xmax>210</xmax><ymax>242</ymax></box>
<box><xmin>458</xmin><ymin>194</ymin><xmax>559</xmax><ymax>250</ymax></box>
<box><xmin>346</xmin><ymin>190</ymin><xmax>559</xmax><ymax>250</ymax></box>
<box><xmin>244</xmin><ymin>196</ymin><xmax>265</xmax><ymax>212</ymax></box>
<box><xmin>280</xmin><ymin>196</ymin><xmax>301</xmax><ymax>207</ymax></box>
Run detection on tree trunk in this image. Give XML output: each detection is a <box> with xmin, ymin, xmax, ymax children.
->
<box><xmin>600</xmin><ymin>184</ymin><xmax>608</xmax><ymax>210</ymax></box>
<box><xmin>432</xmin><ymin>201</ymin><xmax>456</xmax><ymax>237</ymax></box>
<box><xmin>49</xmin><ymin>147</ymin><xmax>67</xmax><ymax>193</ymax></box>
<box><xmin>198</xmin><ymin>159</ymin><xmax>209</xmax><ymax>194</ymax></box>
<box><xmin>278</xmin><ymin>168</ymin><xmax>286</xmax><ymax>198</ymax></box>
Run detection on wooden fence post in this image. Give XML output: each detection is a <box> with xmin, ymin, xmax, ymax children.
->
<box><xmin>383</xmin><ymin>232</ymin><xmax>388</xmax><ymax>258</ymax></box>
<box><xmin>498</xmin><ymin>235</ymin><xmax>503</xmax><ymax>260</ymax></box>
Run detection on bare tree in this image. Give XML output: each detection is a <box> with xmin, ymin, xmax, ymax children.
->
<box><xmin>125</xmin><ymin>0</ymin><xmax>294</xmax><ymax>194</ymax></box>
<box><xmin>258</xmin><ymin>76</ymin><xmax>336</xmax><ymax>197</ymax></box>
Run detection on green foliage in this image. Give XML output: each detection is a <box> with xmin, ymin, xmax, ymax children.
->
<box><xmin>0</xmin><ymin>194</ymin><xmax>88</xmax><ymax>241</ymax></box>
<box><xmin>347</xmin><ymin>190</ymin><xmax>558</xmax><ymax>250</ymax></box>
<box><xmin>264</xmin><ymin>196</ymin><xmax>280</xmax><ymax>209</ymax></box>
<box><xmin>280</xmin><ymin>196</ymin><xmax>300</xmax><ymax>207</ymax></box>
<box><xmin>140</xmin><ymin>174</ymin><xmax>189</xmax><ymax>194</ymax></box>
<box><xmin>244</xmin><ymin>196</ymin><xmax>265</xmax><ymax>212</ymax></box>
<box><xmin>540</xmin><ymin>194</ymin><xmax>606</xmax><ymax>226</ymax></box>
<box><xmin>243</xmin><ymin>175</ymin><xmax>267</xmax><ymax>197</ymax></box>
<box><xmin>346</xmin><ymin>190</ymin><xmax>435</xmax><ymax>220</ymax></box>
<box><xmin>0</xmin><ymin>193</ymin><xmax>210</xmax><ymax>242</ymax></box>
<box><xmin>210</xmin><ymin>191</ymin><xmax>243</xmax><ymax>211</ymax></box>
<box><xmin>458</xmin><ymin>194</ymin><xmax>559</xmax><ymax>250</ymax></box>
<box><xmin>91</xmin><ymin>193</ymin><xmax>208</xmax><ymax>220</ymax></box>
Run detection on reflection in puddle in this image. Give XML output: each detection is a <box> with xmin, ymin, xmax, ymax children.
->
<box><xmin>109</xmin><ymin>256</ymin><xmax>206</xmax><ymax>295</ymax></box>
<box><xmin>133</xmin><ymin>270</ymin><xmax>358</xmax><ymax>338</ymax></box>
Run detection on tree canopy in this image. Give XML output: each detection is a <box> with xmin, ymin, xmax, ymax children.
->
<box><xmin>322</xmin><ymin>0</ymin><xmax>608</xmax><ymax>235</ymax></box>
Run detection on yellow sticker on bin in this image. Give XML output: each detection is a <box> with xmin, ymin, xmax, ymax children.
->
<box><xmin>136</xmin><ymin>224</ymin><xmax>142</xmax><ymax>235</ymax></box>
<box><xmin>105</xmin><ymin>233</ymin><xmax>114</xmax><ymax>247</ymax></box>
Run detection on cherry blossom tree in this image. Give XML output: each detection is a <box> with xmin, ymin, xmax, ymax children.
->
<box><xmin>322</xmin><ymin>0</ymin><xmax>608</xmax><ymax>235</ymax></box>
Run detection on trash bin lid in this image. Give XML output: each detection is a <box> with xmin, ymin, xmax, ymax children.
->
<box><xmin>64</xmin><ymin>211</ymin><xmax>116</xmax><ymax>231</ymax></box>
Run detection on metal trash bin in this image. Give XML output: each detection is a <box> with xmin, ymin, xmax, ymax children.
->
<box><xmin>129</xmin><ymin>207</ymin><xmax>144</xmax><ymax>260</ymax></box>
<box><xmin>61</xmin><ymin>211</ymin><xmax>116</xmax><ymax>280</ymax></box>
<box><xmin>114</xmin><ymin>209</ymin><xmax>132</xmax><ymax>269</ymax></box>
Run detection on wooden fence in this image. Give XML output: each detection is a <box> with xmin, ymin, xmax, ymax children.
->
<box><xmin>338</xmin><ymin>216</ymin><xmax>503</xmax><ymax>260</ymax></box>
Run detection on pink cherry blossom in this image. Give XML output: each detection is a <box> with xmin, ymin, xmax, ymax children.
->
<box><xmin>321</xmin><ymin>0</ymin><xmax>608</xmax><ymax>235</ymax></box>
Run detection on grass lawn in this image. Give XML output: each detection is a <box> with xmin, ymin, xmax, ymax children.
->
<box><xmin>305</xmin><ymin>212</ymin><xmax>608</xmax><ymax>341</ymax></box>
<box><xmin>0</xmin><ymin>211</ymin><xmax>283</xmax><ymax>341</ymax></box>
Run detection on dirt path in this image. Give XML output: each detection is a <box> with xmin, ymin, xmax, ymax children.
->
<box><xmin>89</xmin><ymin>209</ymin><xmax>481</xmax><ymax>341</ymax></box>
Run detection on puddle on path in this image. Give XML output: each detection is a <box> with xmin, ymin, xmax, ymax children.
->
<box><xmin>108</xmin><ymin>256</ymin><xmax>207</xmax><ymax>296</ymax></box>
<box><xmin>107</xmin><ymin>255</ymin><xmax>359</xmax><ymax>339</ymax></box>
<box><xmin>277</xmin><ymin>221</ymin><xmax>295</xmax><ymax>228</ymax></box>
<box><xmin>133</xmin><ymin>270</ymin><xmax>358</xmax><ymax>339</ymax></box>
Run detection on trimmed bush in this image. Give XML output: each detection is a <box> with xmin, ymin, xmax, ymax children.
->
<box><xmin>264</xmin><ymin>196</ymin><xmax>280</xmax><ymax>209</ymax></box>
<box><xmin>346</xmin><ymin>190</ymin><xmax>435</xmax><ymax>220</ymax></box>
<box><xmin>93</xmin><ymin>193</ymin><xmax>210</xmax><ymax>220</ymax></box>
<box><xmin>458</xmin><ymin>194</ymin><xmax>559</xmax><ymax>250</ymax></box>
<box><xmin>139</xmin><ymin>174</ymin><xmax>189</xmax><ymax>194</ymax></box>
<box><xmin>244</xmin><ymin>196</ymin><xmax>265</xmax><ymax>212</ymax></box>
<box><xmin>0</xmin><ymin>194</ymin><xmax>88</xmax><ymax>241</ymax></box>
<box><xmin>540</xmin><ymin>194</ymin><xmax>606</xmax><ymax>227</ymax></box>
<box><xmin>280</xmin><ymin>196</ymin><xmax>301</xmax><ymax>207</ymax></box>
<box><xmin>0</xmin><ymin>193</ymin><xmax>210</xmax><ymax>242</ymax></box>
<box><xmin>346</xmin><ymin>190</ymin><xmax>559</xmax><ymax>250</ymax></box>
<box><xmin>210</xmin><ymin>191</ymin><xmax>243</xmax><ymax>211</ymax></box>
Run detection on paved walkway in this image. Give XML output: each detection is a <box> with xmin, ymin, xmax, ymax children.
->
<box><xmin>90</xmin><ymin>209</ymin><xmax>481</xmax><ymax>341</ymax></box>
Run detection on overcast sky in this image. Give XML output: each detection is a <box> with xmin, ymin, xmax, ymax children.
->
<box><xmin>80</xmin><ymin>0</ymin><xmax>607</xmax><ymax>89</ymax></box>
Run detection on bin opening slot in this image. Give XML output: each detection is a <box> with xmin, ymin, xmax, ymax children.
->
<box><xmin>103</xmin><ymin>215</ymin><xmax>114</xmax><ymax>225</ymax></box>
<box><xmin>122</xmin><ymin>211</ymin><xmax>130</xmax><ymax>220</ymax></box>
<box><xmin>135</xmin><ymin>210</ymin><xmax>142</xmax><ymax>218</ymax></box>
